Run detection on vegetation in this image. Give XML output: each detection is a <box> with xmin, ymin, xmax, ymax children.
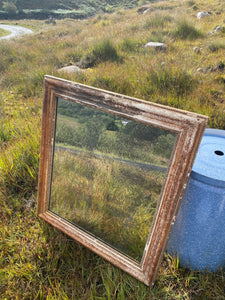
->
<box><xmin>0</xmin><ymin>27</ymin><xmax>9</xmax><ymax>37</ymax></box>
<box><xmin>2</xmin><ymin>1</ymin><xmax>17</xmax><ymax>16</ymax></box>
<box><xmin>51</xmin><ymin>150</ymin><xmax>163</xmax><ymax>262</ymax></box>
<box><xmin>78</xmin><ymin>39</ymin><xmax>121</xmax><ymax>68</ymax></box>
<box><xmin>0</xmin><ymin>0</ymin><xmax>156</xmax><ymax>19</ymax></box>
<box><xmin>55</xmin><ymin>99</ymin><xmax>172</xmax><ymax>161</ymax></box>
<box><xmin>172</xmin><ymin>20</ymin><xmax>203</xmax><ymax>40</ymax></box>
<box><xmin>0</xmin><ymin>0</ymin><xmax>225</xmax><ymax>298</ymax></box>
<box><xmin>51</xmin><ymin>100</ymin><xmax>172</xmax><ymax>263</ymax></box>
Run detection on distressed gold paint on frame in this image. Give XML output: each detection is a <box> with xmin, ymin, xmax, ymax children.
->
<box><xmin>37</xmin><ymin>75</ymin><xmax>208</xmax><ymax>286</ymax></box>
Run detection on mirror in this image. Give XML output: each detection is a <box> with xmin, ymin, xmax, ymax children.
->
<box><xmin>38</xmin><ymin>76</ymin><xmax>208</xmax><ymax>286</ymax></box>
<box><xmin>50</xmin><ymin>98</ymin><xmax>177</xmax><ymax>262</ymax></box>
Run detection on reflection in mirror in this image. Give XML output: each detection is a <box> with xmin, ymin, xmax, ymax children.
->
<box><xmin>49</xmin><ymin>98</ymin><xmax>177</xmax><ymax>262</ymax></box>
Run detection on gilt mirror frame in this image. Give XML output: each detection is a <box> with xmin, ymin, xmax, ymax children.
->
<box><xmin>37</xmin><ymin>75</ymin><xmax>208</xmax><ymax>286</ymax></box>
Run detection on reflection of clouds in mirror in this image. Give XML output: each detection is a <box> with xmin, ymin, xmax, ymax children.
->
<box><xmin>50</xmin><ymin>98</ymin><xmax>176</xmax><ymax>262</ymax></box>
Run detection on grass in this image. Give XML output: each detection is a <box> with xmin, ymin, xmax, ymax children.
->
<box><xmin>0</xmin><ymin>28</ymin><xmax>9</xmax><ymax>37</ymax></box>
<box><xmin>143</xmin><ymin>14</ymin><xmax>173</xmax><ymax>29</ymax></box>
<box><xmin>0</xmin><ymin>0</ymin><xmax>225</xmax><ymax>298</ymax></box>
<box><xmin>146</xmin><ymin>66</ymin><xmax>196</xmax><ymax>99</ymax></box>
<box><xmin>0</xmin><ymin>0</ymin><xmax>155</xmax><ymax>20</ymax></box>
<box><xmin>51</xmin><ymin>102</ymin><xmax>171</xmax><ymax>262</ymax></box>
<box><xmin>51</xmin><ymin>150</ymin><xmax>162</xmax><ymax>262</ymax></box>
<box><xmin>78</xmin><ymin>39</ymin><xmax>121</xmax><ymax>68</ymax></box>
<box><xmin>208</xmin><ymin>40</ymin><xmax>225</xmax><ymax>52</ymax></box>
<box><xmin>172</xmin><ymin>20</ymin><xmax>203</xmax><ymax>40</ymax></box>
<box><xmin>0</xmin><ymin>92</ymin><xmax>41</xmax><ymax>197</ymax></box>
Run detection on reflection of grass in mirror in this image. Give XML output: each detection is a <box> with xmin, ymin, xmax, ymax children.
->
<box><xmin>50</xmin><ymin>150</ymin><xmax>165</xmax><ymax>262</ymax></box>
<box><xmin>55</xmin><ymin>108</ymin><xmax>176</xmax><ymax>167</ymax></box>
<box><xmin>56</xmin><ymin>114</ymin><xmax>80</xmax><ymax>129</ymax></box>
<box><xmin>52</xmin><ymin>98</ymin><xmax>175</xmax><ymax>262</ymax></box>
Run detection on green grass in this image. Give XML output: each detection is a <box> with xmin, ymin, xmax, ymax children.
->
<box><xmin>143</xmin><ymin>14</ymin><xmax>173</xmax><ymax>29</ymax></box>
<box><xmin>0</xmin><ymin>28</ymin><xmax>9</xmax><ymax>37</ymax></box>
<box><xmin>208</xmin><ymin>40</ymin><xmax>225</xmax><ymax>52</ymax></box>
<box><xmin>0</xmin><ymin>0</ymin><xmax>225</xmax><ymax>298</ymax></box>
<box><xmin>173</xmin><ymin>20</ymin><xmax>203</xmax><ymax>40</ymax></box>
<box><xmin>51</xmin><ymin>102</ymin><xmax>171</xmax><ymax>263</ymax></box>
<box><xmin>50</xmin><ymin>150</ymin><xmax>162</xmax><ymax>262</ymax></box>
<box><xmin>0</xmin><ymin>0</ymin><xmax>156</xmax><ymax>19</ymax></box>
<box><xmin>78</xmin><ymin>39</ymin><xmax>121</xmax><ymax>68</ymax></box>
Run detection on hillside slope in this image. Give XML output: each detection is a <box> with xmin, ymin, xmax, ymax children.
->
<box><xmin>16</xmin><ymin>0</ymin><xmax>144</xmax><ymax>10</ymax></box>
<box><xmin>0</xmin><ymin>0</ymin><xmax>225</xmax><ymax>298</ymax></box>
<box><xmin>0</xmin><ymin>0</ymin><xmax>157</xmax><ymax>19</ymax></box>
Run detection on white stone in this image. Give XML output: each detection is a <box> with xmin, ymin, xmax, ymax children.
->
<box><xmin>143</xmin><ymin>8</ymin><xmax>151</xmax><ymax>14</ymax></box>
<box><xmin>210</xmin><ymin>25</ymin><xmax>221</xmax><ymax>35</ymax></box>
<box><xmin>196</xmin><ymin>67</ymin><xmax>203</xmax><ymax>73</ymax></box>
<box><xmin>196</xmin><ymin>11</ymin><xmax>210</xmax><ymax>19</ymax></box>
<box><xmin>57</xmin><ymin>65</ymin><xmax>84</xmax><ymax>74</ymax></box>
<box><xmin>193</xmin><ymin>47</ymin><xmax>202</xmax><ymax>54</ymax></box>
<box><xmin>144</xmin><ymin>42</ymin><xmax>166</xmax><ymax>50</ymax></box>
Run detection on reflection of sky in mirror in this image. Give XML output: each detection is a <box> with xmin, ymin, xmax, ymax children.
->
<box><xmin>50</xmin><ymin>98</ymin><xmax>177</xmax><ymax>262</ymax></box>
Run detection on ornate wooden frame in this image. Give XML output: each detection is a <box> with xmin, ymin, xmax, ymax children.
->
<box><xmin>37</xmin><ymin>75</ymin><xmax>208</xmax><ymax>286</ymax></box>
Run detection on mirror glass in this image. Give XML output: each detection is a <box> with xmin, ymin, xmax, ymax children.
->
<box><xmin>49</xmin><ymin>98</ymin><xmax>177</xmax><ymax>262</ymax></box>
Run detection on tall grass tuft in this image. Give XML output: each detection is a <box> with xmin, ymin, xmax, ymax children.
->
<box><xmin>92</xmin><ymin>39</ymin><xmax>119</xmax><ymax>62</ymax></box>
<box><xmin>173</xmin><ymin>20</ymin><xmax>203</xmax><ymax>40</ymax></box>
<box><xmin>208</xmin><ymin>41</ymin><xmax>225</xmax><ymax>52</ymax></box>
<box><xmin>15</xmin><ymin>68</ymin><xmax>52</xmax><ymax>98</ymax></box>
<box><xmin>0</xmin><ymin>92</ymin><xmax>41</xmax><ymax>197</ymax></box>
<box><xmin>145</xmin><ymin>66</ymin><xmax>196</xmax><ymax>98</ymax></box>
<box><xmin>0</xmin><ymin>128</ymin><xmax>40</xmax><ymax>197</ymax></box>
<box><xmin>78</xmin><ymin>39</ymin><xmax>120</xmax><ymax>68</ymax></box>
<box><xmin>144</xmin><ymin>14</ymin><xmax>173</xmax><ymax>29</ymax></box>
<box><xmin>120</xmin><ymin>37</ymin><xmax>139</xmax><ymax>52</ymax></box>
<box><xmin>0</xmin><ymin>43</ymin><xmax>16</xmax><ymax>72</ymax></box>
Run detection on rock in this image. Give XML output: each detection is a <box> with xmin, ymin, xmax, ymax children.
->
<box><xmin>144</xmin><ymin>42</ymin><xmax>166</xmax><ymax>50</ymax></box>
<box><xmin>193</xmin><ymin>47</ymin><xmax>202</xmax><ymax>54</ymax></box>
<box><xmin>209</xmin><ymin>25</ymin><xmax>221</xmax><ymax>35</ymax></box>
<box><xmin>214</xmin><ymin>62</ymin><xmax>225</xmax><ymax>72</ymax></box>
<box><xmin>24</xmin><ymin>195</ymin><xmax>36</xmax><ymax>209</ymax></box>
<box><xmin>196</xmin><ymin>67</ymin><xmax>203</xmax><ymax>73</ymax></box>
<box><xmin>202</xmin><ymin>66</ymin><xmax>213</xmax><ymax>74</ymax></box>
<box><xmin>213</xmin><ymin>25</ymin><xmax>221</xmax><ymax>32</ymax></box>
<box><xmin>57</xmin><ymin>65</ymin><xmax>84</xmax><ymax>74</ymax></box>
<box><xmin>143</xmin><ymin>8</ymin><xmax>151</xmax><ymax>14</ymax></box>
<box><xmin>196</xmin><ymin>11</ymin><xmax>211</xmax><ymax>19</ymax></box>
<box><xmin>137</xmin><ymin>6</ymin><xmax>152</xmax><ymax>14</ymax></box>
<box><xmin>199</xmin><ymin>63</ymin><xmax>224</xmax><ymax>74</ymax></box>
<box><xmin>77</xmin><ymin>54</ymin><xmax>96</xmax><ymax>69</ymax></box>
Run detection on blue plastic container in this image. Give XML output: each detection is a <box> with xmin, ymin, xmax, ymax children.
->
<box><xmin>166</xmin><ymin>128</ymin><xmax>225</xmax><ymax>271</ymax></box>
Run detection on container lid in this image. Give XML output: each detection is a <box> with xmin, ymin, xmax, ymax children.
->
<box><xmin>191</xmin><ymin>128</ymin><xmax>225</xmax><ymax>188</ymax></box>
